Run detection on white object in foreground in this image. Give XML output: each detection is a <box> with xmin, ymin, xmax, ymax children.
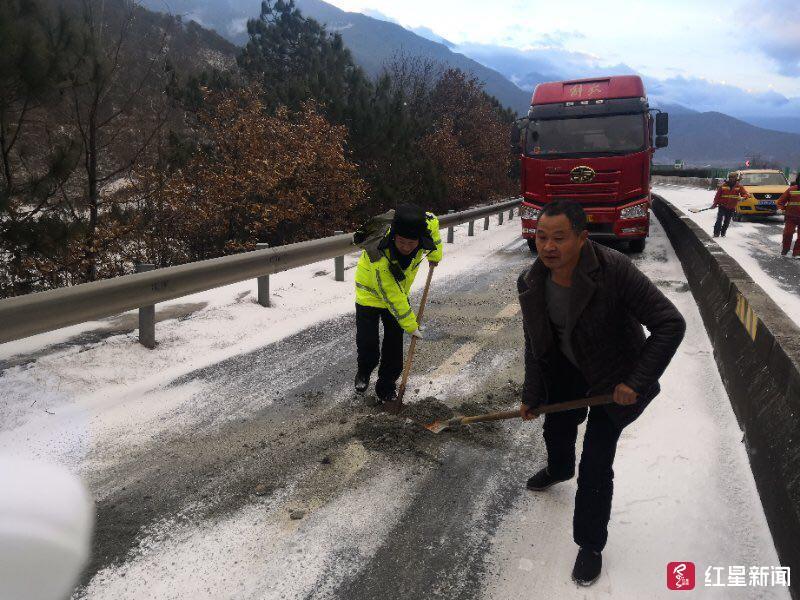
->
<box><xmin>0</xmin><ymin>457</ymin><xmax>93</xmax><ymax>600</ymax></box>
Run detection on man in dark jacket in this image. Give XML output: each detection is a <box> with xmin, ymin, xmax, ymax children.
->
<box><xmin>517</xmin><ymin>200</ymin><xmax>685</xmax><ymax>586</ymax></box>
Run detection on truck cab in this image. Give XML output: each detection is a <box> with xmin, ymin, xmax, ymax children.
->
<box><xmin>512</xmin><ymin>75</ymin><xmax>668</xmax><ymax>253</ymax></box>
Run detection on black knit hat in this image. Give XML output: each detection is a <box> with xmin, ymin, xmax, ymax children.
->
<box><xmin>391</xmin><ymin>204</ymin><xmax>436</xmax><ymax>250</ymax></box>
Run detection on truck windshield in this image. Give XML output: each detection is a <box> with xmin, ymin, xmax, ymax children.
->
<box><xmin>527</xmin><ymin>113</ymin><xmax>645</xmax><ymax>157</ymax></box>
<box><xmin>740</xmin><ymin>173</ymin><xmax>788</xmax><ymax>186</ymax></box>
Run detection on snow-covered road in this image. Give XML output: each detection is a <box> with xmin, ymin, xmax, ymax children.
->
<box><xmin>654</xmin><ymin>183</ymin><xmax>800</xmax><ymax>326</ymax></box>
<box><xmin>0</xmin><ymin>213</ymin><xmax>791</xmax><ymax>599</ymax></box>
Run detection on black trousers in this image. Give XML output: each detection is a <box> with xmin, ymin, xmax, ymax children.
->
<box><xmin>542</xmin><ymin>352</ymin><xmax>624</xmax><ymax>553</ymax></box>
<box><xmin>713</xmin><ymin>207</ymin><xmax>735</xmax><ymax>236</ymax></box>
<box><xmin>355</xmin><ymin>304</ymin><xmax>404</xmax><ymax>398</ymax></box>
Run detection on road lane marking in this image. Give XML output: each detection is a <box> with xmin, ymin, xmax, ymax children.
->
<box><xmin>429</xmin><ymin>302</ymin><xmax>520</xmax><ymax>379</ymax></box>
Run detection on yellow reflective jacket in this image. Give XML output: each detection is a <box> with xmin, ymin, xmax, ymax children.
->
<box><xmin>354</xmin><ymin>213</ymin><xmax>443</xmax><ymax>333</ymax></box>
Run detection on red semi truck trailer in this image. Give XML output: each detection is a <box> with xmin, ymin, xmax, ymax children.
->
<box><xmin>511</xmin><ymin>75</ymin><xmax>669</xmax><ymax>253</ymax></box>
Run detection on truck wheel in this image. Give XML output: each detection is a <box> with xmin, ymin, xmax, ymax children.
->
<box><xmin>629</xmin><ymin>238</ymin><xmax>646</xmax><ymax>253</ymax></box>
<box><xmin>527</xmin><ymin>238</ymin><xmax>537</xmax><ymax>256</ymax></box>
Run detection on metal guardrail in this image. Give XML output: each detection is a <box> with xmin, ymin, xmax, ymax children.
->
<box><xmin>0</xmin><ymin>199</ymin><xmax>521</xmax><ymax>346</ymax></box>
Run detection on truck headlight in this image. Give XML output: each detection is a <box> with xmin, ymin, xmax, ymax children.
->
<box><xmin>620</xmin><ymin>203</ymin><xmax>649</xmax><ymax>219</ymax></box>
<box><xmin>520</xmin><ymin>205</ymin><xmax>542</xmax><ymax>220</ymax></box>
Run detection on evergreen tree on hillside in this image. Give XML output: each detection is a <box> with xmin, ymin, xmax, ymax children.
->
<box><xmin>0</xmin><ymin>0</ymin><xmax>83</xmax><ymax>296</ymax></box>
<box><xmin>238</xmin><ymin>0</ymin><xmax>371</xmax><ymax>126</ymax></box>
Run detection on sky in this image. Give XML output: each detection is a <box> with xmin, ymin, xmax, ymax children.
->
<box><xmin>323</xmin><ymin>0</ymin><xmax>800</xmax><ymax>120</ymax></box>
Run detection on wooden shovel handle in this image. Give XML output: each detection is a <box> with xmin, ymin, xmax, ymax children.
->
<box><xmin>460</xmin><ymin>410</ymin><xmax>520</xmax><ymax>425</ymax></box>
<box><xmin>397</xmin><ymin>264</ymin><xmax>436</xmax><ymax>402</ymax></box>
<box><xmin>535</xmin><ymin>394</ymin><xmax>614</xmax><ymax>414</ymax></box>
<box><xmin>457</xmin><ymin>394</ymin><xmax>615</xmax><ymax>426</ymax></box>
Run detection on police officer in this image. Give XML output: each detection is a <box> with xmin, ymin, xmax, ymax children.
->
<box><xmin>353</xmin><ymin>204</ymin><xmax>442</xmax><ymax>404</ymax></box>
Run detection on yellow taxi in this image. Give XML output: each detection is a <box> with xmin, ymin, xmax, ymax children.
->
<box><xmin>733</xmin><ymin>169</ymin><xmax>790</xmax><ymax>219</ymax></box>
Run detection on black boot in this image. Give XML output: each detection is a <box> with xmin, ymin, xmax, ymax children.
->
<box><xmin>354</xmin><ymin>372</ymin><xmax>369</xmax><ymax>394</ymax></box>
<box><xmin>572</xmin><ymin>547</ymin><xmax>602</xmax><ymax>586</ymax></box>
<box><xmin>525</xmin><ymin>467</ymin><xmax>570</xmax><ymax>491</ymax></box>
<box><xmin>377</xmin><ymin>389</ymin><xmax>401</xmax><ymax>414</ymax></box>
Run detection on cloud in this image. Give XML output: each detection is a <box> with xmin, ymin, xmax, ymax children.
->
<box><xmin>454</xmin><ymin>41</ymin><xmax>800</xmax><ymax>122</ymax></box>
<box><xmin>227</xmin><ymin>17</ymin><xmax>248</xmax><ymax>36</ymax></box>
<box><xmin>536</xmin><ymin>30</ymin><xmax>586</xmax><ymax>49</ymax></box>
<box><xmin>644</xmin><ymin>75</ymin><xmax>800</xmax><ymax>119</ymax></box>
<box><xmin>452</xmin><ymin>42</ymin><xmax>636</xmax><ymax>90</ymax></box>
<box><xmin>744</xmin><ymin>0</ymin><xmax>800</xmax><ymax>76</ymax></box>
<box><xmin>359</xmin><ymin>8</ymin><xmax>399</xmax><ymax>24</ymax></box>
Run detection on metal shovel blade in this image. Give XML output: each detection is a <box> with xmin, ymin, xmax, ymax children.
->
<box><xmin>423</xmin><ymin>417</ymin><xmax>462</xmax><ymax>434</ymax></box>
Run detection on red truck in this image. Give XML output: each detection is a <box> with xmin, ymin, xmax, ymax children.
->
<box><xmin>511</xmin><ymin>75</ymin><xmax>669</xmax><ymax>253</ymax></box>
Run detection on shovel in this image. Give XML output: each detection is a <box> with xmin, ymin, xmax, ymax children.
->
<box><xmin>386</xmin><ymin>263</ymin><xmax>436</xmax><ymax>414</ymax></box>
<box><xmin>688</xmin><ymin>206</ymin><xmax>715</xmax><ymax>213</ymax></box>
<box><xmin>423</xmin><ymin>394</ymin><xmax>615</xmax><ymax>434</ymax></box>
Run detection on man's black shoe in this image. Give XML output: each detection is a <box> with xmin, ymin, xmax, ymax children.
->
<box><xmin>355</xmin><ymin>372</ymin><xmax>369</xmax><ymax>394</ymax></box>
<box><xmin>525</xmin><ymin>467</ymin><xmax>570</xmax><ymax>491</ymax></box>
<box><xmin>572</xmin><ymin>547</ymin><xmax>602</xmax><ymax>586</ymax></box>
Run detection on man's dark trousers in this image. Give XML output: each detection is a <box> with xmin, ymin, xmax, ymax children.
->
<box><xmin>355</xmin><ymin>304</ymin><xmax>404</xmax><ymax>398</ymax></box>
<box><xmin>542</xmin><ymin>351</ymin><xmax>624</xmax><ymax>553</ymax></box>
<box><xmin>714</xmin><ymin>207</ymin><xmax>735</xmax><ymax>236</ymax></box>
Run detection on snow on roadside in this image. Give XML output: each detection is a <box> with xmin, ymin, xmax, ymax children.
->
<box><xmin>0</xmin><ymin>218</ymin><xmax>523</xmax><ymax>468</ymax></box>
<box><xmin>480</xmin><ymin>218</ymin><xmax>789</xmax><ymax>599</ymax></box>
<box><xmin>654</xmin><ymin>184</ymin><xmax>800</xmax><ymax>326</ymax></box>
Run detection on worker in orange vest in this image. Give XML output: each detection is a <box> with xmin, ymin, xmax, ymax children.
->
<box><xmin>711</xmin><ymin>172</ymin><xmax>749</xmax><ymax>237</ymax></box>
<box><xmin>777</xmin><ymin>172</ymin><xmax>800</xmax><ymax>258</ymax></box>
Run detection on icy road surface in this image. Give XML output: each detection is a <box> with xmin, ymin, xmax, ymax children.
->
<box><xmin>0</xmin><ymin>215</ymin><xmax>790</xmax><ymax>599</ymax></box>
<box><xmin>654</xmin><ymin>183</ymin><xmax>800</xmax><ymax>326</ymax></box>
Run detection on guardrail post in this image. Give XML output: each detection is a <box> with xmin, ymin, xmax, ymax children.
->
<box><xmin>256</xmin><ymin>243</ymin><xmax>270</xmax><ymax>307</ymax></box>
<box><xmin>509</xmin><ymin>208</ymin><xmax>514</xmax><ymax>220</ymax></box>
<box><xmin>447</xmin><ymin>210</ymin><xmax>455</xmax><ymax>243</ymax></box>
<box><xmin>135</xmin><ymin>263</ymin><xmax>156</xmax><ymax>349</ymax></box>
<box><xmin>484</xmin><ymin>215</ymin><xmax>490</xmax><ymax>230</ymax></box>
<box><xmin>499</xmin><ymin>210</ymin><xmax>504</xmax><ymax>225</ymax></box>
<box><xmin>468</xmin><ymin>219</ymin><xmax>475</xmax><ymax>236</ymax></box>
<box><xmin>334</xmin><ymin>231</ymin><xmax>345</xmax><ymax>281</ymax></box>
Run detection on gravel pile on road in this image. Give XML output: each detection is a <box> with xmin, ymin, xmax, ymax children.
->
<box><xmin>353</xmin><ymin>413</ymin><xmax>432</xmax><ymax>453</ymax></box>
<box><xmin>399</xmin><ymin>397</ymin><xmax>454</xmax><ymax>422</ymax></box>
<box><xmin>352</xmin><ymin>395</ymin><xmax>514</xmax><ymax>455</ymax></box>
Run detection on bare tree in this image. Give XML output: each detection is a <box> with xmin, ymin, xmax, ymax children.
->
<box><xmin>57</xmin><ymin>0</ymin><xmax>173</xmax><ymax>281</ymax></box>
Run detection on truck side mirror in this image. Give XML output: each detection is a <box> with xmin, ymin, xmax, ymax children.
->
<box><xmin>656</xmin><ymin>112</ymin><xmax>669</xmax><ymax>136</ymax></box>
<box><xmin>655</xmin><ymin>135</ymin><xmax>669</xmax><ymax>148</ymax></box>
<box><xmin>510</xmin><ymin>118</ymin><xmax>529</xmax><ymax>154</ymax></box>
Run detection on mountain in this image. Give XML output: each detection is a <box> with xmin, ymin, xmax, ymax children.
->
<box><xmin>657</xmin><ymin>112</ymin><xmax>800</xmax><ymax>168</ymax></box>
<box><xmin>739</xmin><ymin>117</ymin><xmax>800</xmax><ymax>136</ymax></box>
<box><xmin>130</xmin><ymin>1</ymin><xmax>800</xmax><ymax>167</ymax></box>
<box><xmin>408</xmin><ymin>26</ymin><xmax>455</xmax><ymax>49</ymax></box>
<box><xmin>293</xmin><ymin>0</ymin><xmax>532</xmax><ymax>113</ymax></box>
<box><xmin>135</xmin><ymin>0</ymin><xmax>533</xmax><ymax>114</ymax></box>
<box><xmin>653</xmin><ymin>102</ymin><xmax>698</xmax><ymax>115</ymax></box>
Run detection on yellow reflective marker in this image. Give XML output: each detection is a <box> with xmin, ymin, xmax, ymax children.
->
<box><xmin>735</xmin><ymin>293</ymin><xmax>758</xmax><ymax>341</ymax></box>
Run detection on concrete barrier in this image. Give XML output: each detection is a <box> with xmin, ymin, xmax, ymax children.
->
<box><xmin>653</xmin><ymin>195</ymin><xmax>800</xmax><ymax>596</ymax></box>
<box><xmin>652</xmin><ymin>175</ymin><xmax>717</xmax><ymax>189</ymax></box>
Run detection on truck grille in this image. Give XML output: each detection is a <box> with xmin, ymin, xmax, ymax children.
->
<box><xmin>587</xmin><ymin>222</ymin><xmax>614</xmax><ymax>235</ymax></box>
<box><xmin>544</xmin><ymin>169</ymin><xmax>621</xmax><ymax>202</ymax></box>
<box><xmin>752</xmin><ymin>193</ymin><xmax>779</xmax><ymax>200</ymax></box>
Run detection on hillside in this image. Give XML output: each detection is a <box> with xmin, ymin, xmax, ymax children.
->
<box><xmin>53</xmin><ymin>0</ymin><xmax>240</xmax><ymax>74</ymax></box>
<box><xmin>658</xmin><ymin>111</ymin><xmax>800</xmax><ymax>167</ymax></box>
<box><xmin>132</xmin><ymin>0</ymin><xmax>800</xmax><ymax>167</ymax></box>
<box><xmin>136</xmin><ymin>0</ymin><xmax>533</xmax><ymax>114</ymax></box>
